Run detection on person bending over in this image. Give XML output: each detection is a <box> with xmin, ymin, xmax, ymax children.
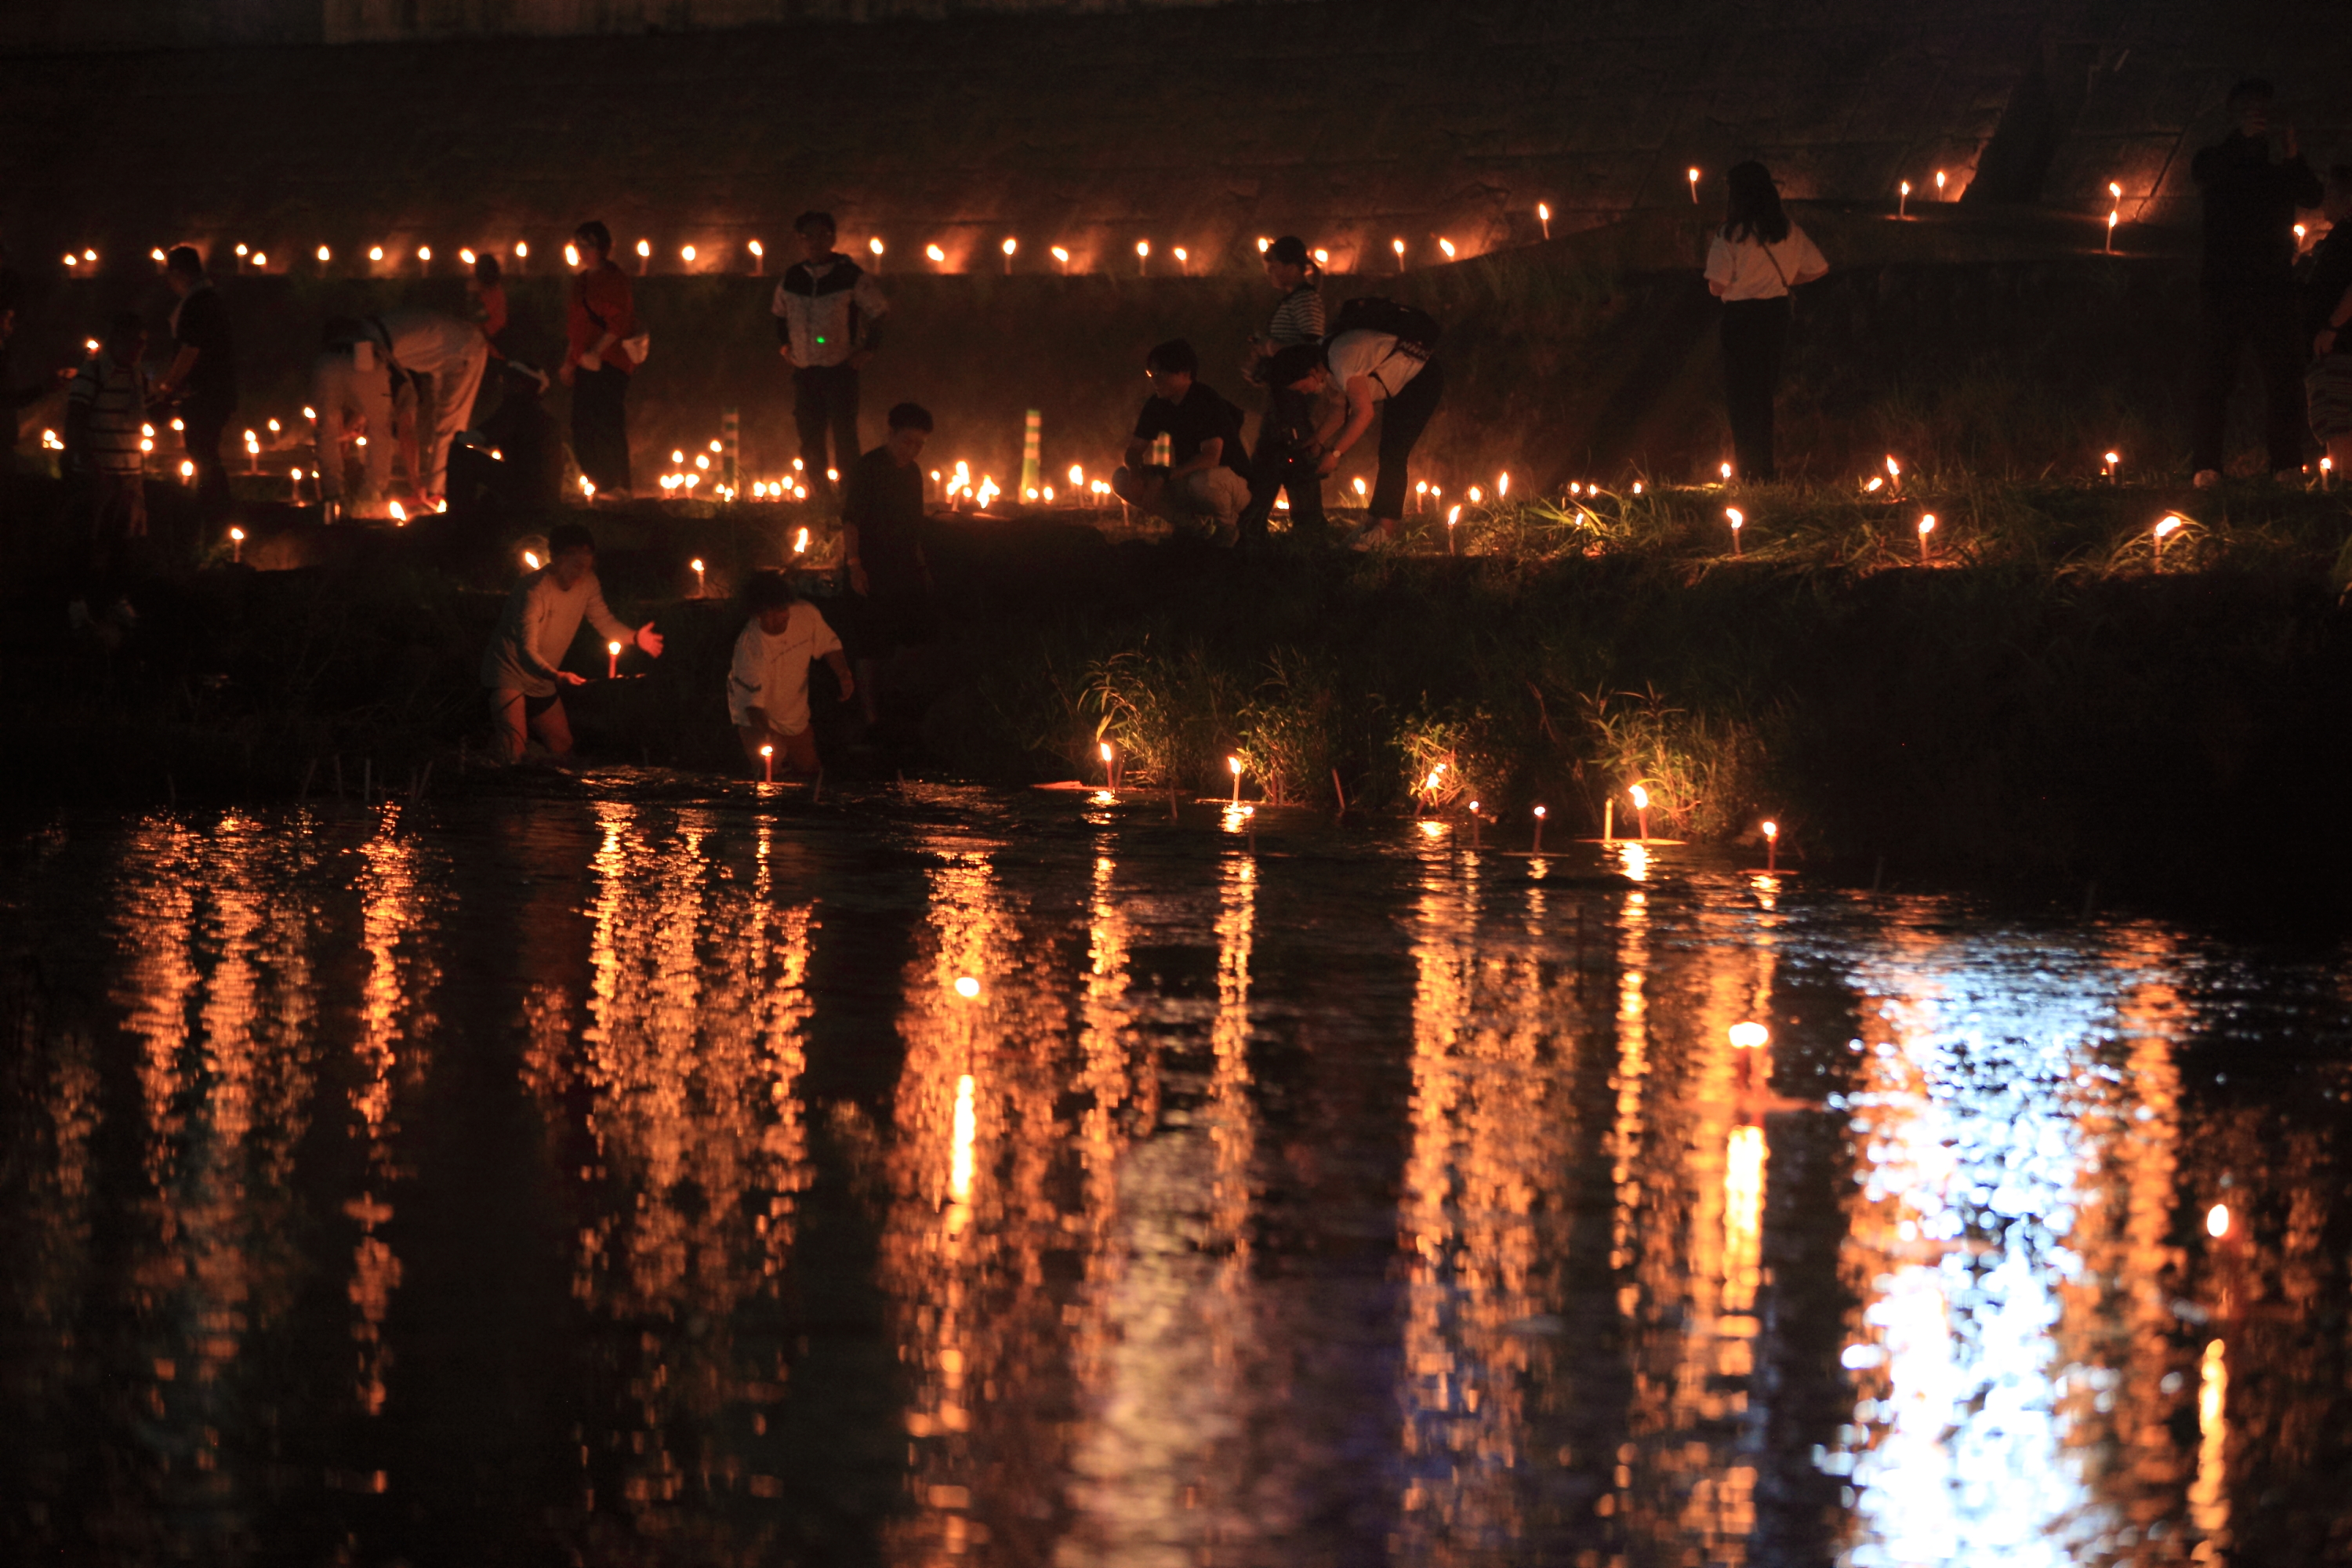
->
<box><xmin>728</xmin><ymin>570</ymin><xmax>853</xmax><ymax>777</ymax></box>
<box><xmin>481</xmin><ymin>521</ymin><xmax>663</xmax><ymax>761</ymax></box>
<box><xmin>1111</xmin><ymin>338</ymin><xmax>1253</xmax><ymax>546</ymax></box>
<box><xmin>840</xmin><ymin>401</ymin><xmax>937</xmax><ymax>731</ymax></box>
<box><xmin>1265</xmin><ymin>310</ymin><xmax>1443</xmax><ymax>548</ymax></box>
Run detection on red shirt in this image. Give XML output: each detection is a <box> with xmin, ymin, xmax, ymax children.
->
<box><xmin>567</xmin><ymin>261</ymin><xmax>639</xmax><ymax>373</ymax></box>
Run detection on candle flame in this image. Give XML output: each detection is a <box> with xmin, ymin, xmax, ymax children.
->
<box><xmin>1228</xmin><ymin>755</ymin><xmax>1243</xmax><ymax>775</ymax></box>
<box><xmin>954</xmin><ymin>977</ymin><xmax>981</xmax><ymax>1000</ymax></box>
<box><xmin>607</xmin><ymin>641</ymin><xmax>622</xmax><ymax>656</ymax></box>
<box><xmin>1352</xmin><ymin>477</ymin><xmax>1367</xmax><ymax>498</ymax></box>
<box><xmin>1257</xmin><ymin>237</ymin><xmax>1272</xmax><ymax>252</ymax></box>
<box><xmin>514</xmin><ymin>241</ymin><xmax>528</xmax><ymax>257</ymax></box>
<box><xmin>1051</xmin><ymin>246</ymin><xmax>1070</xmax><ymax>263</ymax></box>
<box><xmin>316</xmin><ymin>245</ymin><xmax>330</xmax><ymax>262</ymax></box>
<box><xmin>1719</xmin><ymin>462</ymin><xmax>1733</xmax><ymax>481</ymax></box>
<box><xmin>925</xmin><ymin>244</ymin><xmax>946</xmax><ymax>263</ymax></box>
<box><xmin>681</xmin><ymin>244</ymin><xmax>696</xmax><ymax>262</ymax></box>
<box><xmin>1437</xmin><ymin>238</ymin><xmax>1456</xmax><ymax>259</ymax></box>
<box><xmin>750</xmin><ymin>239</ymin><xmax>764</xmax><ymax>256</ymax></box>
<box><xmin>1725</xmin><ymin>506</ymin><xmax>1744</xmax><ymax>528</ymax></box>
<box><xmin>417</xmin><ymin>245</ymin><xmax>430</xmax><ymax>262</ymax></box>
<box><xmin>1900</xmin><ymin>180</ymin><xmax>1911</xmax><ymax>197</ymax></box>
<box><xmin>387</xmin><ymin>499</ymin><xmax>406</xmax><ymax>522</ymax></box>
<box><xmin>793</xmin><ymin>527</ymin><xmax>810</xmax><ymax>554</ymax></box>
<box><xmin>564</xmin><ymin>243</ymin><xmax>579</xmax><ymax>267</ymax></box>
<box><xmin>523</xmin><ymin>550</ymin><xmax>541</xmax><ymax>569</ymax></box>
<box><xmin>1001</xmin><ymin>237</ymin><xmax>1017</xmax><ymax>256</ymax></box>
<box><xmin>228</xmin><ymin>527</ymin><xmax>245</xmax><ymax>542</ymax></box>
<box><xmin>1628</xmin><ymin>783</ymin><xmax>1650</xmax><ymax>809</ymax></box>
<box><xmin>1497</xmin><ymin>471</ymin><xmax>1509</xmax><ymax>496</ymax></box>
<box><xmin>1729</xmin><ymin>1021</ymin><xmax>1769</xmax><ymax>1048</ymax></box>
<box><xmin>369</xmin><ymin>246</ymin><xmax>385</xmax><ymax>262</ymax></box>
<box><xmin>460</xmin><ymin>247</ymin><xmax>477</xmax><ymax>264</ymax></box>
<box><xmin>760</xmin><ymin>743</ymin><xmax>773</xmax><ymax>757</ymax></box>
<box><xmin>1537</xmin><ymin>202</ymin><xmax>1550</xmax><ymax>220</ymax></box>
<box><xmin>690</xmin><ymin>557</ymin><xmax>704</xmax><ymax>572</ymax></box>
<box><xmin>1392</xmin><ymin>238</ymin><xmax>1405</xmax><ymax>255</ymax></box>
<box><xmin>2104</xmin><ymin>450</ymin><xmax>2120</xmax><ymax>466</ymax></box>
<box><xmin>1534</xmin><ymin>805</ymin><xmax>1546</xmax><ymax>818</ymax></box>
<box><xmin>635</xmin><ymin>238</ymin><xmax>650</xmax><ymax>257</ymax></box>
<box><xmin>1447</xmin><ymin>504</ymin><xmax>1461</xmax><ymax>525</ymax></box>
<box><xmin>2154</xmin><ymin>515</ymin><xmax>2183</xmax><ymax>540</ymax></box>
<box><xmin>1136</xmin><ymin>240</ymin><xmax>1150</xmax><ymax>257</ymax></box>
<box><xmin>869</xmin><ymin>238</ymin><xmax>884</xmax><ymax>256</ymax></box>
<box><xmin>2109</xmin><ymin>181</ymin><xmax>2123</xmax><ymax>200</ymax></box>
<box><xmin>1918</xmin><ymin>513</ymin><xmax>1936</xmax><ymax>535</ymax></box>
<box><xmin>1099</xmin><ymin>741</ymin><xmax>1114</xmax><ymax>762</ymax></box>
<box><xmin>1468</xmin><ymin>485</ymin><xmax>1483</xmax><ymax>503</ymax></box>
<box><xmin>2205</xmin><ymin>1203</ymin><xmax>2229</xmax><ymax>1238</ymax></box>
<box><xmin>1886</xmin><ymin>455</ymin><xmax>1900</xmax><ymax>477</ymax></box>
<box><xmin>1687</xmin><ymin>167</ymin><xmax>1700</xmax><ymax>183</ymax></box>
<box><xmin>1761</xmin><ymin>819</ymin><xmax>1778</xmax><ymax>839</ymax></box>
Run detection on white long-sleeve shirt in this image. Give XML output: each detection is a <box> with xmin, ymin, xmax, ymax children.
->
<box><xmin>481</xmin><ymin>568</ymin><xmax>633</xmax><ymax>696</ymax></box>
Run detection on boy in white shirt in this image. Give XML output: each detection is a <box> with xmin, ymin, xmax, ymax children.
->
<box><xmin>728</xmin><ymin>571</ymin><xmax>855</xmax><ymax>776</ymax></box>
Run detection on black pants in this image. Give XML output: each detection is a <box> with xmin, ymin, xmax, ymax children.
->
<box><xmin>182</xmin><ymin>399</ymin><xmax>234</xmax><ymax>524</ymax></box>
<box><xmin>1721</xmin><ymin>297</ymin><xmax>1790</xmax><ymax>482</ymax></box>
<box><xmin>1241</xmin><ymin>384</ymin><xmax>1325</xmax><ymax>536</ymax></box>
<box><xmin>570</xmin><ymin>365</ymin><xmax>632</xmax><ymax>493</ymax></box>
<box><xmin>794</xmin><ymin>365</ymin><xmax>861</xmax><ymax>485</ymax></box>
<box><xmin>1370</xmin><ymin>358</ymin><xmax>1444</xmax><ymax>520</ymax></box>
<box><xmin>2193</xmin><ymin>281</ymin><xmax>2307</xmax><ymax>474</ymax></box>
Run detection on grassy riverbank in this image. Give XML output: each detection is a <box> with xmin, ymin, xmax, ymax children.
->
<box><xmin>4</xmin><ymin>470</ymin><xmax>2349</xmax><ymax>915</ymax></box>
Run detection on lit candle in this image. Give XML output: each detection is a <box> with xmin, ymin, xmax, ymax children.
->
<box><xmin>1446</xmin><ymin>503</ymin><xmax>1461</xmax><ymax>550</ymax></box>
<box><xmin>1725</xmin><ymin>506</ymin><xmax>1744</xmax><ymax>555</ymax></box>
<box><xmin>1761</xmin><ymin>818</ymin><xmax>1778</xmax><ymax>873</ymax></box>
<box><xmin>1916</xmin><ymin>512</ymin><xmax>1935</xmax><ymax>561</ymax></box>
<box><xmin>925</xmin><ymin>244</ymin><xmax>946</xmax><ymax>267</ymax></box>
<box><xmin>289</xmin><ymin>466</ymin><xmax>302</xmax><ymax>502</ymax></box>
<box><xmin>2324</xmin><ymin>456</ymin><xmax>2335</xmax><ymax>489</ymax></box>
<box><xmin>760</xmin><ymin>742</ymin><xmax>775</xmax><ymax>783</ymax></box>
<box><xmin>1687</xmin><ymin>167</ymin><xmax>1700</xmax><ymax>204</ymax></box>
<box><xmin>1899</xmin><ymin>180</ymin><xmax>1911</xmax><ymax>220</ymax></box>
<box><xmin>608</xmin><ymin>640</ymin><xmax>622</xmax><ymax>679</ymax></box>
<box><xmin>1537</xmin><ymin>202</ymin><xmax>1551</xmax><ymax>240</ymax></box>
<box><xmin>417</xmin><ymin>245</ymin><xmax>430</xmax><ymax>264</ymax></box>
<box><xmin>2153</xmin><ymin>514</ymin><xmax>2183</xmax><ymax>572</ymax></box>
<box><xmin>1437</xmin><ymin>238</ymin><xmax>1456</xmax><ymax>260</ymax></box>
<box><xmin>1002</xmin><ymin>236</ymin><xmax>1017</xmax><ymax>274</ymax></box>
<box><xmin>1393</xmin><ymin>237</ymin><xmax>1406</xmax><ymax>271</ymax></box>
<box><xmin>1228</xmin><ymin>753</ymin><xmax>1243</xmax><ymax>805</ymax></box>
<box><xmin>460</xmin><ymin>248</ymin><xmax>477</xmax><ymax>265</ymax></box>
<box><xmin>1719</xmin><ymin>461</ymin><xmax>1733</xmax><ymax>482</ymax></box>
<box><xmin>681</xmin><ymin>244</ymin><xmax>696</xmax><ymax>264</ymax></box>
<box><xmin>1466</xmin><ymin>800</ymin><xmax>1481</xmax><ymax>850</ymax></box>
<box><xmin>514</xmin><ymin>240</ymin><xmax>528</xmax><ymax>267</ymax></box>
<box><xmin>1313</xmin><ymin>249</ymin><xmax>1329</xmax><ymax>267</ymax></box>
<box><xmin>317</xmin><ymin>245</ymin><xmax>331</xmax><ymax>263</ymax></box>
<box><xmin>1258</xmin><ymin>237</ymin><xmax>1272</xmax><ymax>254</ymax></box>
<box><xmin>869</xmin><ymin>237</ymin><xmax>884</xmax><ymax>271</ymax></box>
<box><xmin>1052</xmin><ymin>246</ymin><xmax>1070</xmax><ymax>273</ymax></box>
<box><xmin>369</xmin><ymin>245</ymin><xmax>384</xmax><ymax>263</ymax></box>
<box><xmin>1497</xmin><ymin>471</ymin><xmax>1509</xmax><ymax>498</ymax></box>
<box><xmin>1885</xmin><ymin>455</ymin><xmax>1901</xmax><ymax>492</ymax></box>
<box><xmin>1935</xmin><ymin>169</ymin><xmax>1947</xmax><ymax>199</ymax></box>
<box><xmin>1099</xmin><ymin>739</ymin><xmax>1116</xmax><ymax>790</ymax></box>
<box><xmin>691</xmin><ymin>557</ymin><xmax>706</xmax><ymax>596</ymax></box>
<box><xmin>1173</xmin><ymin>247</ymin><xmax>1189</xmax><ymax>274</ymax></box>
<box><xmin>228</xmin><ymin>525</ymin><xmax>245</xmax><ymax>564</ymax></box>
<box><xmin>750</xmin><ymin>238</ymin><xmax>764</xmax><ymax>274</ymax></box>
<box><xmin>2106</xmin><ymin>209</ymin><xmax>2118</xmax><ymax>252</ymax></box>
<box><xmin>1629</xmin><ymin>782</ymin><xmax>1650</xmax><ymax>841</ymax></box>
<box><xmin>1135</xmin><ymin>239</ymin><xmax>1149</xmax><ymax>274</ymax></box>
<box><xmin>2103</xmin><ymin>449</ymin><xmax>2120</xmax><ymax>481</ymax></box>
<box><xmin>1532</xmin><ymin>804</ymin><xmax>1545</xmax><ymax>854</ymax></box>
<box><xmin>635</xmin><ymin>238</ymin><xmax>650</xmax><ymax>274</ymax></box>
<box><xmin>564</xmin><ymin>243</ymin><xmax>579</xmax><ymax>267</ymax></box>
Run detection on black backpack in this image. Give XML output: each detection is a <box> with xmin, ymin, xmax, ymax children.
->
<box><xmin>1326</xmin><ymin>296</ymin><xmax>1442</xmax><ymax>355</ymax></box>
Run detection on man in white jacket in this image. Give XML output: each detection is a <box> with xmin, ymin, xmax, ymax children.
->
<box><xmin>481</xmin><ymin>522</ymin><xmax>665</xmax><ymax>761</ymax></box>
<box><xmin>771</xmin><ymin>211</ymin><xmax>889</xmax><ymax>497</ymax></box>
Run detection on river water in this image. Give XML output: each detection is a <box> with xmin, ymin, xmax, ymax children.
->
<box><xmin>2</xmin><ymin>784</ymin><xmax>2347</xmax><ymax>1567</ymax></box>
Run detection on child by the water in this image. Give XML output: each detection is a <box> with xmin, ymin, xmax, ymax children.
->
<box><xmin>728</xmin><ymin>570</ymin><xmax>854</xmax><ymax>776</ymax></box>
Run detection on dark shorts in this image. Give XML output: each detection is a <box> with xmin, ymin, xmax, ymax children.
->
<box><xmin>848</xmin><ymin>590</ymin><xmax>935</xmax><ymax>659</ymax></box>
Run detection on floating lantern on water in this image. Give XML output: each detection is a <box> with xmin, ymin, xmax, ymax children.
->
<box><xmin>1761</xmin><ymin>819</ymin><xmax>1779</xmax><ymax>872</ymax></box>
<box><xmin>2153</xmin><ymin>514</ymin><xmax>2184</xmax><ymax>571</ymax></box>
<box><xmin>760</xmin><ymin>743</ymin><xmax>775</xmax><ymax>782</ymax></box>
<box><xmin>1917</xmin><ymin>513</ymin><xmax>1936</xmax><ymax>561</ymax></box>
<box><xmin>1629</xmin><ymin>782</ymin><xmax>1651</xmax><ymax>840</ymax></box>
<box><xmin>690</xmin><ymin>557</ymin><xmax>706</xmax><ymax>596</ymax></box>
<box><xmin>1001</xmin><ymin>237</ymin><xmax>1017</xmax><ymax>274</ymax></box>
<box><xmin>1687</xmin><ymin>167</ymin><xmax>1701</xmax><ymax>204</ymax></box>
<box><xmin>1537</xmin><ymin>202</ymin><xmax>1551</xmax><ymax>240</ymax></box>
<box><xmin>1725</xmin><ymin>506</ymin><xmax>1744</xmax><ymax>554</ymax></box>
<box><xmin>1135</xmin><ymin>240</ymin><xmax>1150</xmax><ymax>274</ymax></box>
<box><xmin>227</xmin><ymin>526</ymin><xmax>245</xmax><ymax>564</ymax></box>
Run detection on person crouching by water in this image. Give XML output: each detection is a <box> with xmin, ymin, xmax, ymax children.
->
<box><xmin>481</xmin><ymin>521</ymin><xmax>664</xmax><ymax>762</ymax></box>
<box><xmin>728</xmin><ymin>570</ymin><xmax>854</xmax><ymax>779</ymax></box>
<box><xmin>1237</xmin><ymin>236</ymin><xmax>1327</xmax><ymax>541</ymax></box>
<box><xmin>1704</xmin><ymin>161</ymin><xmax>1828</xmax><ymax>484</ymax></box>
<box><xmin>1112</xmin><ymin>339</ymin><xmax>1254</xmax><ymax>546</ymax></box>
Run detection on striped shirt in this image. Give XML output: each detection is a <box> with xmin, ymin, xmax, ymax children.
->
<box><xmin>1264</xmin><ymin>284</ymin><xmax>1325</xmax><ymax>347</ymax></box>
<box><xmin>68</xmin><ymin>354</ymin><xmax>147</xmax><ymax>474</ymax></box>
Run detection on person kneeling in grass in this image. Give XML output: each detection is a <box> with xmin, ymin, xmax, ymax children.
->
<box><xmin>728</xmin><ymin>570</ymin><xmax>854</xmax><ymax>777</ymax></box>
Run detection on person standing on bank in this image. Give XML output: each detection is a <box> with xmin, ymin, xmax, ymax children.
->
<box><xmin>1238</xmin><ymin>236</ymin><xmax>1327</xmax><ymax>539</ymax></box>
<box><xmin>1704</xmin><ymin>162</ymin><xmax>1828</xmax><ymax>484</ymax></box>
<box><xmin>2302</xmin><ymin>165</ymin><xmax>2352</xmax><ymax>477</ymax></box>
<box><xmin>1264</xmin><ymin>303</ymin><xmax>1443</xmax><ymax>549</ymax></box>
<box><xmin>561</xmin><ymin>221</ymin><xmax>640</xmax><ymax>501</ymax></box>
<box><xmin>481</xmin><ymin>521</ymin><xmax>664</xmax><ymax>762</ymax></box>
<box><xmin>840</xmin><ymin>401</ymin><xmax>937</xmax><ymax>733</ymax></box>
<box><xmin>151</xmin><ymin>245</ymin><xmax>237</xmax><ymax>523</ymax></box>
<box><xmin>772</xmin><ymin>211</ymin><xmax>889</xmax><ymax>498</ymax></box>
<box><xmin>2190</xmin><ymin>78</ymin><xmax>2324</xmax><ymax>488</ymax></box>
<box><xmin>1112</xmin><ymin>339</ymin><xmax>1254</xmax><ymax>546</ymax></box>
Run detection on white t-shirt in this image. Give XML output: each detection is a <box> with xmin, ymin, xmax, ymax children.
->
<box><xmin>727</xmin><ymin>602</ymin><xmax>843</xmax><ymax>734</ymax></box>
<box><xmin>1325</xmin><ymin>329</ymin><xmax>1426</xmax><ymax>403</ymax></box>
<box><xmin>1704</xmin><ymin>223</ymin><xmax>1829</xmax><ymax>301</ymax></box>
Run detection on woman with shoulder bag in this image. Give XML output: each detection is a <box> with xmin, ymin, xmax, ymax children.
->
<box><xmin>1704</xmin><ymin>162</ymin><xmax>1828</xmax><ymax>483</ymax></box>
<box><xmin>1238</xmin><ymin>236</ymin><xmax>1327</xmax><ymax>539</ymax></box>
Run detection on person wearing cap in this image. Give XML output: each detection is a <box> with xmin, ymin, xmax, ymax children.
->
<box><xmin>561</xmin><ymin>220</ymin><xmax>640</xmax><ymax>500</ymax></box>
<box><xmin>1238</xmin><ymin>235</ymin><xmax>1327</xmax><ymax>539</ymax></box>
<box><xmin>151</xmin><ymin>245</ymin><xmax>236</xmax><ymax>524</ymax></box>
<box><xmin>728</xmin><ymin>569</ymin><xmax>854</xmax><ymax>778</ymax></box>
<box><xmin>772</xmin><ymin>210</ymin><xmax>889</xmax><ymax>498</ymax></box>
<box><xmin>482</xmin><ymin>521</ymin><xmax>664</xmax><ymax>762</ymax></box>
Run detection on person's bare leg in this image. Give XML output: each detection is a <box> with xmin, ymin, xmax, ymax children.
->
<box><xmin>529</xmin><ymin>699</ymin><xmax>575</xmax><ymax>760</ymax></box>
<box><xmin>856</xmin><ymin>656</ymin><xmax>881</xmax><ymax>725</ymax></box>
<box><xmin>492</xmin><ymin>690</ymin><xmax>529</xmax><ymax>761</ymax></box>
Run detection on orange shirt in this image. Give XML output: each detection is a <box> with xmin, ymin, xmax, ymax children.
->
<box><xmin>567</xmin><ymin>262</ymin><xmax>639</xmax><ymax>373</ymax></box>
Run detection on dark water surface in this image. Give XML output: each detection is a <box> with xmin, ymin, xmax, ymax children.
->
<box><xmin>4</xmin><ymin>785</ymin><xmax>2349</xmax><ymax>1567</ymax></box>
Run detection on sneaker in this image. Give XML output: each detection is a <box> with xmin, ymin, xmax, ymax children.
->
<box><xmin>2192</xmin><ymin>469</ymin><xmax>2223</xmax><ymax>488</ymax></box>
